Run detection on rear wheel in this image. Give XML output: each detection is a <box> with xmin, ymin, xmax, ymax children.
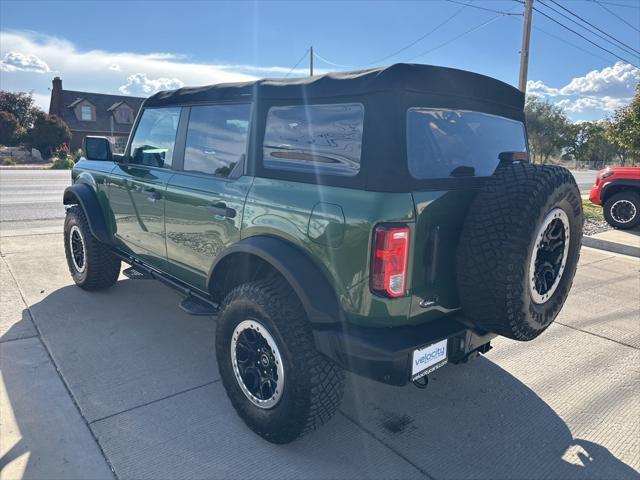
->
<box><xmin>457</xmin><ymin>162</ymin><xmax>583</xmax><ymax>341</ymax></box>
<box><xmin>64</xmin><ymin>206</ymin><xmax>121</xmax><ymax>290</ymax></box>
<box><xmin>215</xmin><ymin>277</ymin><xmax>344</xmax><ymax>444</ymax></box>
<box><xmin>603</xmin><ymin>191</ymin><xmax>640</xmax><ymax>230</ymax></box>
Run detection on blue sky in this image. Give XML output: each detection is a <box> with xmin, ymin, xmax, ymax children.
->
<box><xmin>0</xmin><ymin>0</ymin><xmax>638</xmax><ymax>121</ymax></box>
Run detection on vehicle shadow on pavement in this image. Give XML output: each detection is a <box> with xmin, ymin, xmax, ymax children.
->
<box><xmin>342</xmin><ymin>356</ymin><xmax>640</xmax><ymax>479</ymax></box>
<box><xmin>2</xmin><ymin>281</ymin><xmax>638</xmax><ymax>480</ymax></box>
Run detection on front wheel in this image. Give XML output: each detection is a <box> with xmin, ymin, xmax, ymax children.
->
<box><xmin>64</xmin><ymin>206</ymin><xmax>121</xmax><ymax>290</ymax></box>
<box><xmin>215</xmin><ymin>277</ymin><xmax>344</xmax><ymax>444</ymax></box>
<box><xmin>603</xmin><ymin>191</ymin><xmax>640</xmax><ymax>230</ymax></box>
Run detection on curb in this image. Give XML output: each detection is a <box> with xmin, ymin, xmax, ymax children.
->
<box><xmin>582</xmin><ymin>236</ymin><xmax>640</xmax><ymax>258</ymax></box>
<box><xmin>0</xmin><ymin>165</ymin><xmax>53</xmax><ymax>170</ymax></box>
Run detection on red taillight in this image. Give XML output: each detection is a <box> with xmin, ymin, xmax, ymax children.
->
<box><xmin>371</xmin><ymin>225</ymin><xmax>410</xmax><ymax>298</ymax></box>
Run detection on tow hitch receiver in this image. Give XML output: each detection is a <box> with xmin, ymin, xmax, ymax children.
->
<box><xmin>411</xmin><ymin>333</ymin><xmax>493</xmax><ymax>389</ymax></box>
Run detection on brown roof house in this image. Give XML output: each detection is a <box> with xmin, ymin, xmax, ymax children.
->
<box><xmin>48</xmin><ymin>77</ymin><xmax>145</xmax><ymax>152</ymax></box>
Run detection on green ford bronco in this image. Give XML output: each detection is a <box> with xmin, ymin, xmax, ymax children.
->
<box><xmin>63</xmin><ymin>64</ymin><xmax>582</xmax><ymax>443</ymax></box>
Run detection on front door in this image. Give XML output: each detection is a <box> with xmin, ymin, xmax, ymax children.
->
<box><xmin>109</xmin><ymin>106</ymin><xmax>182</xmax><ymax>268</ymax></box>
<box><xmin>164</xmin><ymin>103</ymin><xmax>252</xmax><ymax>292</ymax></box>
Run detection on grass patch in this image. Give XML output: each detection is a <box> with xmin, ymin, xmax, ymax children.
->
<box><xmin>583</xmin><ymin>199</ymin><xmax>604</xmax><ymax>222</ymax></box>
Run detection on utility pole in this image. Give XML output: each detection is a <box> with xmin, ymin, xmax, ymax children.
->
<box><xmin>518</xmin><ymin>0</ymin><xmax>534</xmax><ymax>93</ymax></box>
<box><xmin>310</xmin><ymin>46</ymin><xmax>314</xmax><ymax>76</ymax></box>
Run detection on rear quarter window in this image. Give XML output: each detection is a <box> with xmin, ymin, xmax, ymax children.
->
<box><xmin>263</xmin><ymin>103</ymin><xmax>364</xmax><ymax>177</ymax></box>
<box><xmin>407</xmin><ymin>108</ymin><xmax>527</xmax><ymax>179</ymax></box>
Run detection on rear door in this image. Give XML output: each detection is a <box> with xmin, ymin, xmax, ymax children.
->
<box><xmin>406</xmin><ymin>108</ymin><xmax>528</xmax><ymax>318</ymax></box>
<box><xmin>164</xmin><ymin>103</ymin><xmax>252</xmax><ymax>292</ymax></box>
<box><xmin>109</xmin><ymin>106</ymin><xmax>181</xmax><ymax>268</ymax></box>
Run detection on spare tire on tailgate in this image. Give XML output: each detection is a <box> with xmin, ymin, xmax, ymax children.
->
<box><xmin>456</xmin><ymin>161</ymin><xmax>583</xmax><ymax>341</ymax></box>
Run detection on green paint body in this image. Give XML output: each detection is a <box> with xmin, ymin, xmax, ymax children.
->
<box><xmin>72</xmin><ymin>156</ymin><xmax>472</xmax><ymax>328</ymax></box>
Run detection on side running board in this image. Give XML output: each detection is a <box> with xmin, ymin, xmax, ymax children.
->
<box><xmin>122</xmin><ymin>266</ymin><xmax>154</xmax><ymax>280</ymax></box>
<box><xmin>115</xmin><ymin>251</ymin><xmax>219</xmax><ymax>317</ymax></box>
<box><xmin>179</xmin><ymin>296</ymin><xmax>218</xmax><ymax>316</ymax></box>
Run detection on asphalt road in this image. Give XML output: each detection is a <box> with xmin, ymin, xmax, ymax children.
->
<box><xmin>571</xmin><ymin>169</ymin><xmax>597</xmax><ymax>192</ymax></box>
<box><xmin>0</xmin><ymin>168</ymin><xmax>638</xmax><ymax>479</ymax></box>
<box><xmin>0</xmin><ymin>168</ymin><xmax>596</xmax><ymax>226</ymax></box>
<box><xmin>0</xmin><ymin>170</ymin><xmax>71</xmax><ymax>222</ymax></box>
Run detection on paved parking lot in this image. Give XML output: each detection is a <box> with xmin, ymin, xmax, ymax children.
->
<box><xmin>1</xmin><ymin>171</ymin><xmax>639</xmax><ymax>479</ymax></box>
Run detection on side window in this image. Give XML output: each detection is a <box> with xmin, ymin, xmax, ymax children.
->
<box><xmin>129</xmin><ymin>107</ymin><xmax>181</xmax><ymax>168</ymax></box>
<box><xmin>183</xmin><ymin>104</ymin><xmax>251</xmax><ymax>177</ymax></box>
<box><xmin>263</xmin><ymin>103</ymin><xmax>364</xmax><ymax>177</ymax></box>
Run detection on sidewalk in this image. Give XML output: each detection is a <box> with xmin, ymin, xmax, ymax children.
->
<box><xmin>583</xmin><ymin>228</ymin><xmax>640</xmax><ymax>258</ymax></box>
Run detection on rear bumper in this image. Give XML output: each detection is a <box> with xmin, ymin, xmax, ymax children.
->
<box><xmin>313</xmin><ymin>317</ymin><xmax>496</xmax><ymax>386</ymax></box>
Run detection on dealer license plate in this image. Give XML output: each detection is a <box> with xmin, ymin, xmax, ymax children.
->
<box><xmin>411</xmin><ymin>339</ymin><xmax>448</xmax><ymax>380</ymax></box>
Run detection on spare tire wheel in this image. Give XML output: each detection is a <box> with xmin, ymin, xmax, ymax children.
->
<box><xmin>456</xmin><ymin>162</ymin><xmax>583</xmax><ymax>341</ymax></box>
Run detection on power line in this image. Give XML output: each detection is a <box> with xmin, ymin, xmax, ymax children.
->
<box><xmin>444</xmin><ymin>0</ymin><xmax>523</xmax><ymax>16</ymax></box>
<box><xmin>544</xmin><ymin>0</ymin><xmax>639</xmax><ymax>56</ymax></box>
<box><xmin>527</xmin><ymin>20</ymin><xmax>613</xmax><ymax>63</ymax></box>
<box><xmin>593</xmin><ymin>0</ymin><xmax>640</xmax><ymax>33</ymax></box>
<box><xmin>598</xmin><ymin>1</ymin><xmax>640</xmax><ymax>9</ymax></box>
<box><xmin>405</xmin><ymin>13</ymin><xmax>505</xmax><ymax>62</ymax></box>
<box><xmin>284</xmin><ymin>50</ymin><xmax>309</xmax><ymax>78</ymax></box>
<box><xmin>313</xmin><ymin>2</ymin><xmax>471</xmax><ymax>69</ymax></box>
<box><xmin>311</xmin><ymin>51</ymin><xmax>359</xmax><ymax>69</ymax></box>
<box><xmin>361</xmin><ymin>3</ymin><xmax>469</xmax><ymax>66</ymax></box>
<box><xmin>530</xmin><ymin>3</ymin><xmax>639</xmax><ymax>67</ymax></box>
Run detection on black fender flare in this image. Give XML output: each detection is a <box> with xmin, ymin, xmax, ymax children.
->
<box><xmin>601</xmin><ymin>179</ymin><xmax>640</xmax><ymax>202</ymax></box>
<box><xmin>63</xmin><ymin>184</ymin><xmax>112</xmax><ymax>244</ymax></box>
<box><xmin>207</xmin><ymin>235</ymin><xmax>344</xmax><ymax>327</ymax></box>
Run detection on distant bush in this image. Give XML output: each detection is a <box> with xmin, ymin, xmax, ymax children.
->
<box><xmin>2</xmin><ymin>157</ymin><xmax>16</xmax><ymax>166</ymax></box>
<box><xmin>72</xmin><ymin>148</ymin><xmax>84</xmax><ymax>163</ymax></box>
<box><xmin>27</xmin><ymin>114</ymin><xmax>71</xmax><ymax>158</ymax></box>
<box><xmin>0</xmin><ymin>111</ymin><xmax>21</xmax><ymax>146</ymax></box>
<box><xmin>0</xmin><ymin>91</ymin><xmax>43</xmax><ymax>130</ymax></box>
<box><xmin>51</xmin><ymin>157</ymin><xmax>75</xmax><ymax>169</ymax></box>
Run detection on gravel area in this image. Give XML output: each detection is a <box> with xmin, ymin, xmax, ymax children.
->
<box><xmin>583</xmin><ymin>218</ymin><xmax>611</xmax><ymax>236</ymax></box>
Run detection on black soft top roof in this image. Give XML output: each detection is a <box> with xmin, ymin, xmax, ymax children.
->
<box><xmin>145</xmin><ymin>63</ymin><xmax>524</xmax><ymax>112</ymax></box>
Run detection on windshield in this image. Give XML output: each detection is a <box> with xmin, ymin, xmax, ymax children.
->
<box><xmin>406</xmin><ymin>108</ymin><xmax>527</xmax><ymax>179</ymax></box>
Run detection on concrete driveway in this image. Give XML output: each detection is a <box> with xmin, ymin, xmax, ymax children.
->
<box><xmin>1</xmin><ymin>171</ymin><xmax>639</xmax><ymax>479</ymax></box>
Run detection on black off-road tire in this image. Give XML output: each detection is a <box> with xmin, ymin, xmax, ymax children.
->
<box><xmin>64</xmin><ymin>206</ymin><xmax>121</xmax><ymax>290</ymax></box>
<box><xmin>457</xmin><ymin>162</ymin><xmax>583</xmax><ymax>341</ymax></box>
<box><xmin>215</xmin><ymin>277</ymin><xmax>345</xmax><ymax>444</ymax></box>
<box><xmin>603</xmin><ymin>191</ymin><xmax>640</xmax><ymax>230</ymax></box>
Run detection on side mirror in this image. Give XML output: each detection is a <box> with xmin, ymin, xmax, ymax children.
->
<box><xmin>84</xmin><ymin>136</ymin><xmax>113</xmax><ymax>162</ymax></box>
<box><xmin>498</xmin><ymin>151</ymin><xmax>529</xmax><ymax>163</ymax></box>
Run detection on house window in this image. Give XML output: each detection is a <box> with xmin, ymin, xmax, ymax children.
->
<box><xmin>115</xmin><ymin>107</ymin><xmax>134</xmax><ymax>124</ymax></box>
<box><xmin>81</xmin><ymin>105</ymin><xmax>92</xmax><ymax>121</ymax></box>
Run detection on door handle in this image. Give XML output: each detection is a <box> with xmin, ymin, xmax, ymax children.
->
<box><xmin>145</xmin><ymin>188</ymin><xmax>161</xmax><ymax>202</ymax></box>
<box><xmin>207</xmin><ymin>203</ymin><xmax>236</xmax><ymax>218</ymax></box>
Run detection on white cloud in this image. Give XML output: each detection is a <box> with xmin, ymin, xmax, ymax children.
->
<box><xmin>560</xmin><ymin>62</ymin><xmax>640</xmax><ymax>97</ymax></box>
<box><xmin>528</xmin><ymin>62</ymin><xmax>639</xmax><ymax>119</ymax></box>
<box><xmin>555</xmin><ymin>95</ymin><xmax>631</xmax><ymax>113</ymax></box>
<box><xmin>0</xmin><ymin>51</ymin><xmax>50</xmax><ymax>73</ymax></box>
<box><xmin>527</xmin><ymin>80</ymin><xmax>560</xmax><ymax>97</ymax></box>
<box><xmin>119</xmin><ymin>73</ymin><xmax>185</xmax><ymax>95</ymax></box>
<box><xmin>0</xmin><ymin>30</ymin><xmax>315</xmax><ymax>107</ymax></box>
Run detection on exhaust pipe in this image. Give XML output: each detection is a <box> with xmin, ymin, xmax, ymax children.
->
<box><xmin>412</xmin><ymin>375</ymin><xmax>429</xmax><ymax>389</ymax></box>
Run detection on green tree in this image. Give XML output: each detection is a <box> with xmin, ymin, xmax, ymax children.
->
<box><xmin>0</xmin><ymin>91</ymin><xmax>43</xmax><ymax>129</ymax></box>
<box><xmin>26</xmin><ymin>114</ymin><xmax>71</xmax><ymax>158</ymax></box>
<box><xmin>606</xmin><ymin>83</ymin><xmax>640</xmax><ymax>165</ymax></box>
<box><xmin>566</xmin><ymin>121</ymin><xmax>617</xmax><ymax>168</ymax></box>
<box><xmin>0</xmin><ymin>111</ymin><xmax>22</xmax><ymax>146</ymax></box>
<box><xmin>525</xmin><ymin>96</ymin><xmax>572</xmax><ymax>163</ymax></box>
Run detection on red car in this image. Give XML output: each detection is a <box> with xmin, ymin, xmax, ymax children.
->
<box><xmin>589</xmin><ymin>166</ymin><xmax>640</xmax><ymax>229</ymax></box>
